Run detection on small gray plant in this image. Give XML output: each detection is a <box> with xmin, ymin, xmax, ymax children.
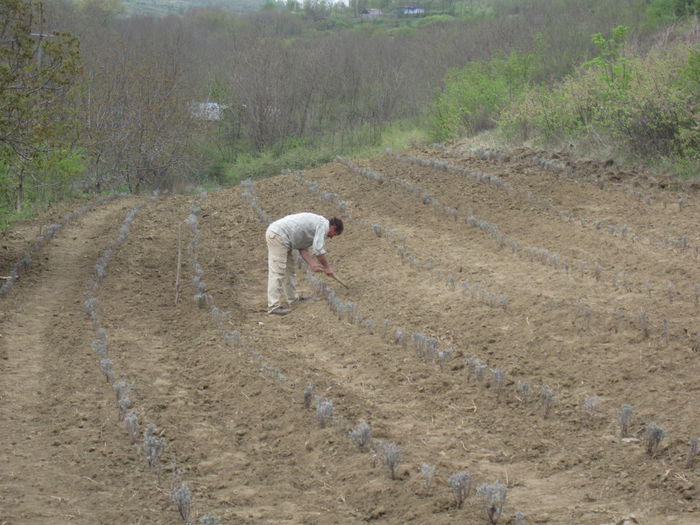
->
<box><xmin>475</xmin><ymin>363</ymin><xmax>488</xmax><ymax>387</ymax></box>
<box><xmin>644</xmin><ymin>422</ymin><xmax>666</xmax><ymax>457</ymax></box>
<box><xmin>374</xmin><ymin>441</ymin><xmax>401</xmax><ymax>479</ymax></box>
<box><xmin>687</xmin><ymin>438</ymin><xmax>699</xmax><ymax>469</ymax></box>
<box><xmin>124</xmin><ymin>411</ymin><xmax>140</xmax><ymax>444</ymax></box>
<box><xmin>144</xmin><ymin>424</ymin><xmax>166</xmax><ymax>472</ymax></box>
<box><xmin>618</xmin><ymin>404</ymin><xmax>633</xmax><ymax>438</ymax></box>
<box><xmin>303</xmin><ymin>384</ymin><xmax>314</xmax><ymax>409</ymax></box>
<box><xmin>638</xmin><ymin>310</ymin><xmax>650</xmax><ymax>339</ymax></box>
<box><xmin>171</xmin><ymin>482</ymin><xmax>193</xmax><ymax>525</ymax></box>
<box><xmin>421</xmin><ymin>463</ymin><xmax>436</xmax><ymax>494</ymax></box>
<box><xmin>582</xmin><ymin>395</ymin><xmax>600</xmax><ymax>426</ymax></box>
<box><xmin>490</xmin><ymin>369</ymin><xmax>505</xmax><ymax>397</ymax></box>
<box><xmin>316</xmin><ymin>399</ymin><xmax>333</xmax><ymax>428</ymax></box>
<box><xmin>476</xmin><ymin>481</ymin><xmax>507</xmax><ymax>524</ymax></box>
<box><xmin>448</xmin><ymin>470</ymin><xmax>473</xmax><ymax>508</ymax></box>
<box><xmin>349</xmin><ymin>421</ymin><xmax>372</xmax><ymax>451</ymax></box>
<box><xmin>516</xmin><ymin>381</ymin><xmax>531</xmax><ymax>404</ymax></box>
<box><xmin>438</xmin><ymin>349</ymin><xmax>453</xmax><ymax>370</ymax></box>
<box><xmin>540</xmin><ymin>385</ymin><xmax>555</xmax><ymax>418</ymax></box>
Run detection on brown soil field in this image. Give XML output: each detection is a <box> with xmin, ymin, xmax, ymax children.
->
<box><xmin>1</xmin><ymin>145</ymin><xmax>699</xmax><ymax>525</ymax></box>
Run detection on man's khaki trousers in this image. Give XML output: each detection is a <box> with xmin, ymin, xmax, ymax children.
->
<box><xmin>266</xmin><ymin>230</ymin><xmax>298</xmax><ymax>311</ymax></box>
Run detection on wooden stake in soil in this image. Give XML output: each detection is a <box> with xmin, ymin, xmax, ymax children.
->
<box><xmin>175</xmin><ymin>223</ymin><xmax>182</xmax><ymax>304</ymax></box>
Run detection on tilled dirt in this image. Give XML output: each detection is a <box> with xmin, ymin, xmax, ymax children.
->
<box><xmin>1</xmin><ymin>146</ymin><xmax>699</xmax><ymax>525</ymax></box>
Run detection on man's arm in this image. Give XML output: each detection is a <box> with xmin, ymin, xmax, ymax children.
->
<box><xmin>315</xmin><ymin>253</ymin><xmax>335</xmax><ymax>276</ymax></box>
<box><xmin>299</xmin><ymin>248</ymin><xmax>322</xmax><ymax>272</ymax></box>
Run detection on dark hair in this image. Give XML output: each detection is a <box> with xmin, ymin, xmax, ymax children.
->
<box><xmin>329</xmin><ymin>217</ymin><xmax>344</xmax><ymax>234</ymax></box>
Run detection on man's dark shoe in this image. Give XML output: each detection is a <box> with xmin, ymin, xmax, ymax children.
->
<box><xmin>268</xmin><ymin>306</ymin><xmax>291</xmax><ymax>316</ymax></box>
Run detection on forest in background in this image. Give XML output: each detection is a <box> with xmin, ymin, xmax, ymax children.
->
<box><xmin>1</xmin><ymin>0</ymin><xmax>700</xmax><ymax>229</ymax></box>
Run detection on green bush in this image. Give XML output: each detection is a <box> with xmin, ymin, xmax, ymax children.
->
<box><xmin>498</xmin><ymin>26</ymin><xmax>700</xmax><ymax>177</ymax></box>
<box><xmin>426</xmin><ymin>51</ymin><xmax>536</xmax><ymax>142</ymax></box>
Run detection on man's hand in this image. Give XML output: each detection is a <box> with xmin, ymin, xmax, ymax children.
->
<box><xmin>310</xmin><ymin>263</ymin><xmax>323</xmax><ymax>272</ymax></box>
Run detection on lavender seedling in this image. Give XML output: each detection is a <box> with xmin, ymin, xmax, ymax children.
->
<box><xmin>475</xmin><ymin>363</ymin><xmax>488</xmax><ymax>387</ymax></box>
<box><xmin>374</xmin><ymin>441</ymin><xmax>402</xmax><ymax>479</ymax></box>
<box><xmin>100</xmin><ymin>357</ymin><xmax>115</xmax><ymax>383</ymax></box>
<box><xmin>421</xmin><ymin>463</ymin><xmax>436</xmax><ymax>494</ymax></box>
<box><xmin>124</xmin><ymin>411</ymin><xmax>140</xmax><ymax>445</ymax></box>
<box><xmin>170</xmin><ymin>482</ymin><xmax>193</xmax><ymax>525</ymax></box>
<box><xmin>515</xmin><ymin>511</ymin><xmax>527</xmax><ymax>525</ymax></box>
<box><xmin>303</xmin><ymin>384</ymin><xmax>314</xmax><ymax>409</ymax></box>
<box><xmin>516</xmin><ymin>381</ymin><xmax>531</xmax><ymax>404</ymax></box>
<box><xmin>448</xmin><ymin>471</ymin><xmax>473</xmax><ymax>508</ymax></box>
<box><xmin>477</xmin><ymin>482</ymin><xmax>507</xmax><ymax>525</ymax></box>
<box><xmin>687</xmin><ymin>438</ymin><xmax>699</xmax><ymax>469</ymax></box>
<box><xmin>667</xmin><ymin>282</ymin><xmax>675</xmax><ymax>303</ymax></box>
<box><xmin>144</xmin><ymin>424</ymin><xmax>166</xmax><ymax>473</ymax></box>
<box><xmin>393</xmin><ymin>327</ymin><xmax>406</xmax><ymax>347</ymax></box>
<box><xmin>578</xmin><ymin>301</ymin><xmax>592</xmax><ymax>331</ymax></box>
<box><xmin>638</xmin><ymin>310</ymin><xmax>650</xmax><ymax>339</ymax></box>
<box><xmin>490</xmin><ymin>368</ymin><xmax>505</xmax><ymax>398</ymax></box>
<box><xmin>438</xmin><ymin>349</ymin><xmax>453</xmax><ymax>370</ymax></box>
<box><xmin>382</xmin><ymin>319</ymin><xmax>390</xmax><ymax>340</ymax></box>
<box><xmin>412</xmin><ymin>332</ymin><xmax>427</xmax><ymax>357</ymax></box>
<box><xmin>582</xmin><ymin>395</ymin><xmax>600</xmax><ymax>426</ymax></box>
<box><xmin>316</xmin><ymin>399</ymin><xmax>333</xmax><ymax>428</ymax></box>
<box><xmin>644</xmin><ymin>422</ymin><xmax>666</xmax><ymax>457</ymax></box>
<box><xmin>92</xmin><ymin>329</ymin><xmax>108</xmax><ymax>357</ymax></box>
<box><xmin>618</xmin><ymin>404</ymin><xmax>633</xmax><ymax>438</ymax></box>
<box><xmin>349</xmin><ymin>421</ymin><xmax>372</xmax><ymax>451</ymax></box>
<box><xmin>540</xmin><ymin>386</ymin><xmax>554</xmax><ymax>418</ymax></box>
<box><xmin>114</xmin><ymin>379</ymin><xmax>129</xmax><ymax>402</ymax></box>
<box><xmin>425</xmin><ymin>337</ymin><xmax>439</xmax><ymax>363</ymax></box>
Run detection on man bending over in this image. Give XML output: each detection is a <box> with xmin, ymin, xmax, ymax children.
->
<box><xmin>265</xmin><ymin>212</ymin><xmax>343</xmax><ymax>315</ymax></box>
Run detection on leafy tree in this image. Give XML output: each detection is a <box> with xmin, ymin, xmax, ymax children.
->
<box><xmin>0</xmin><ymin>0</ymin><xmax>81</xmax><ymax>213</ymax></box>
<box><xmin>583</xmin><ymin>25</ymin><xmax>631</xmax><ymax>90</ymax></box>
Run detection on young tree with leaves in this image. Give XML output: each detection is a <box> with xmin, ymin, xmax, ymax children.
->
<box><xmin>0</xmin><ymin>0</ymin><xmax>81</xmax><ymax>214</ymax></box>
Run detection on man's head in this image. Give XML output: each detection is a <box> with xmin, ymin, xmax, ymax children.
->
<box><xmin>328</xmin><ymin>217</ymin><xmax>344</xmax><ymax>238</ymax></box>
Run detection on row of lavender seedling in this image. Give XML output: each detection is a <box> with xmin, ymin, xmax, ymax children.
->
<box><xmin>186</xmin><ymin>191</ymin><xmax>288</xmax><ymax>386</ymax></box>
<box><xmin>82</xmin><ymin>194</ymin><xmax>203</xmax><ymax>525</ymax></box>
<box><xmin>336</xmin><ymin>157</ymin><xmax>700</xmax><ymax>338</ymax></box>
<box><xmin>0</xmin><ymin>194</ymin><xmax>119</xmax><ymax>296</ymax></box>
<box><xmin>399</xmin><ymin>147</ymin><xmax>699</xmax><ymax>271</ymax></box>
<box><xmin>465</xmin><ymin>146</ymin><xmax>696</xmax><ymax>256</ymax></box>
<box><xmin>390</xmin><ymin>149</ymin><xmax>649</xmax><ymax>249</ymax></box>
<box><xmin>296</xmin><ymin>169</ymin><xmax>511</xmax><ymax>312</ymax></box>
<box><xmin>297</xmin><ymin>169</ymin><xmax>695</xmax><ymax>346</ymax></box>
